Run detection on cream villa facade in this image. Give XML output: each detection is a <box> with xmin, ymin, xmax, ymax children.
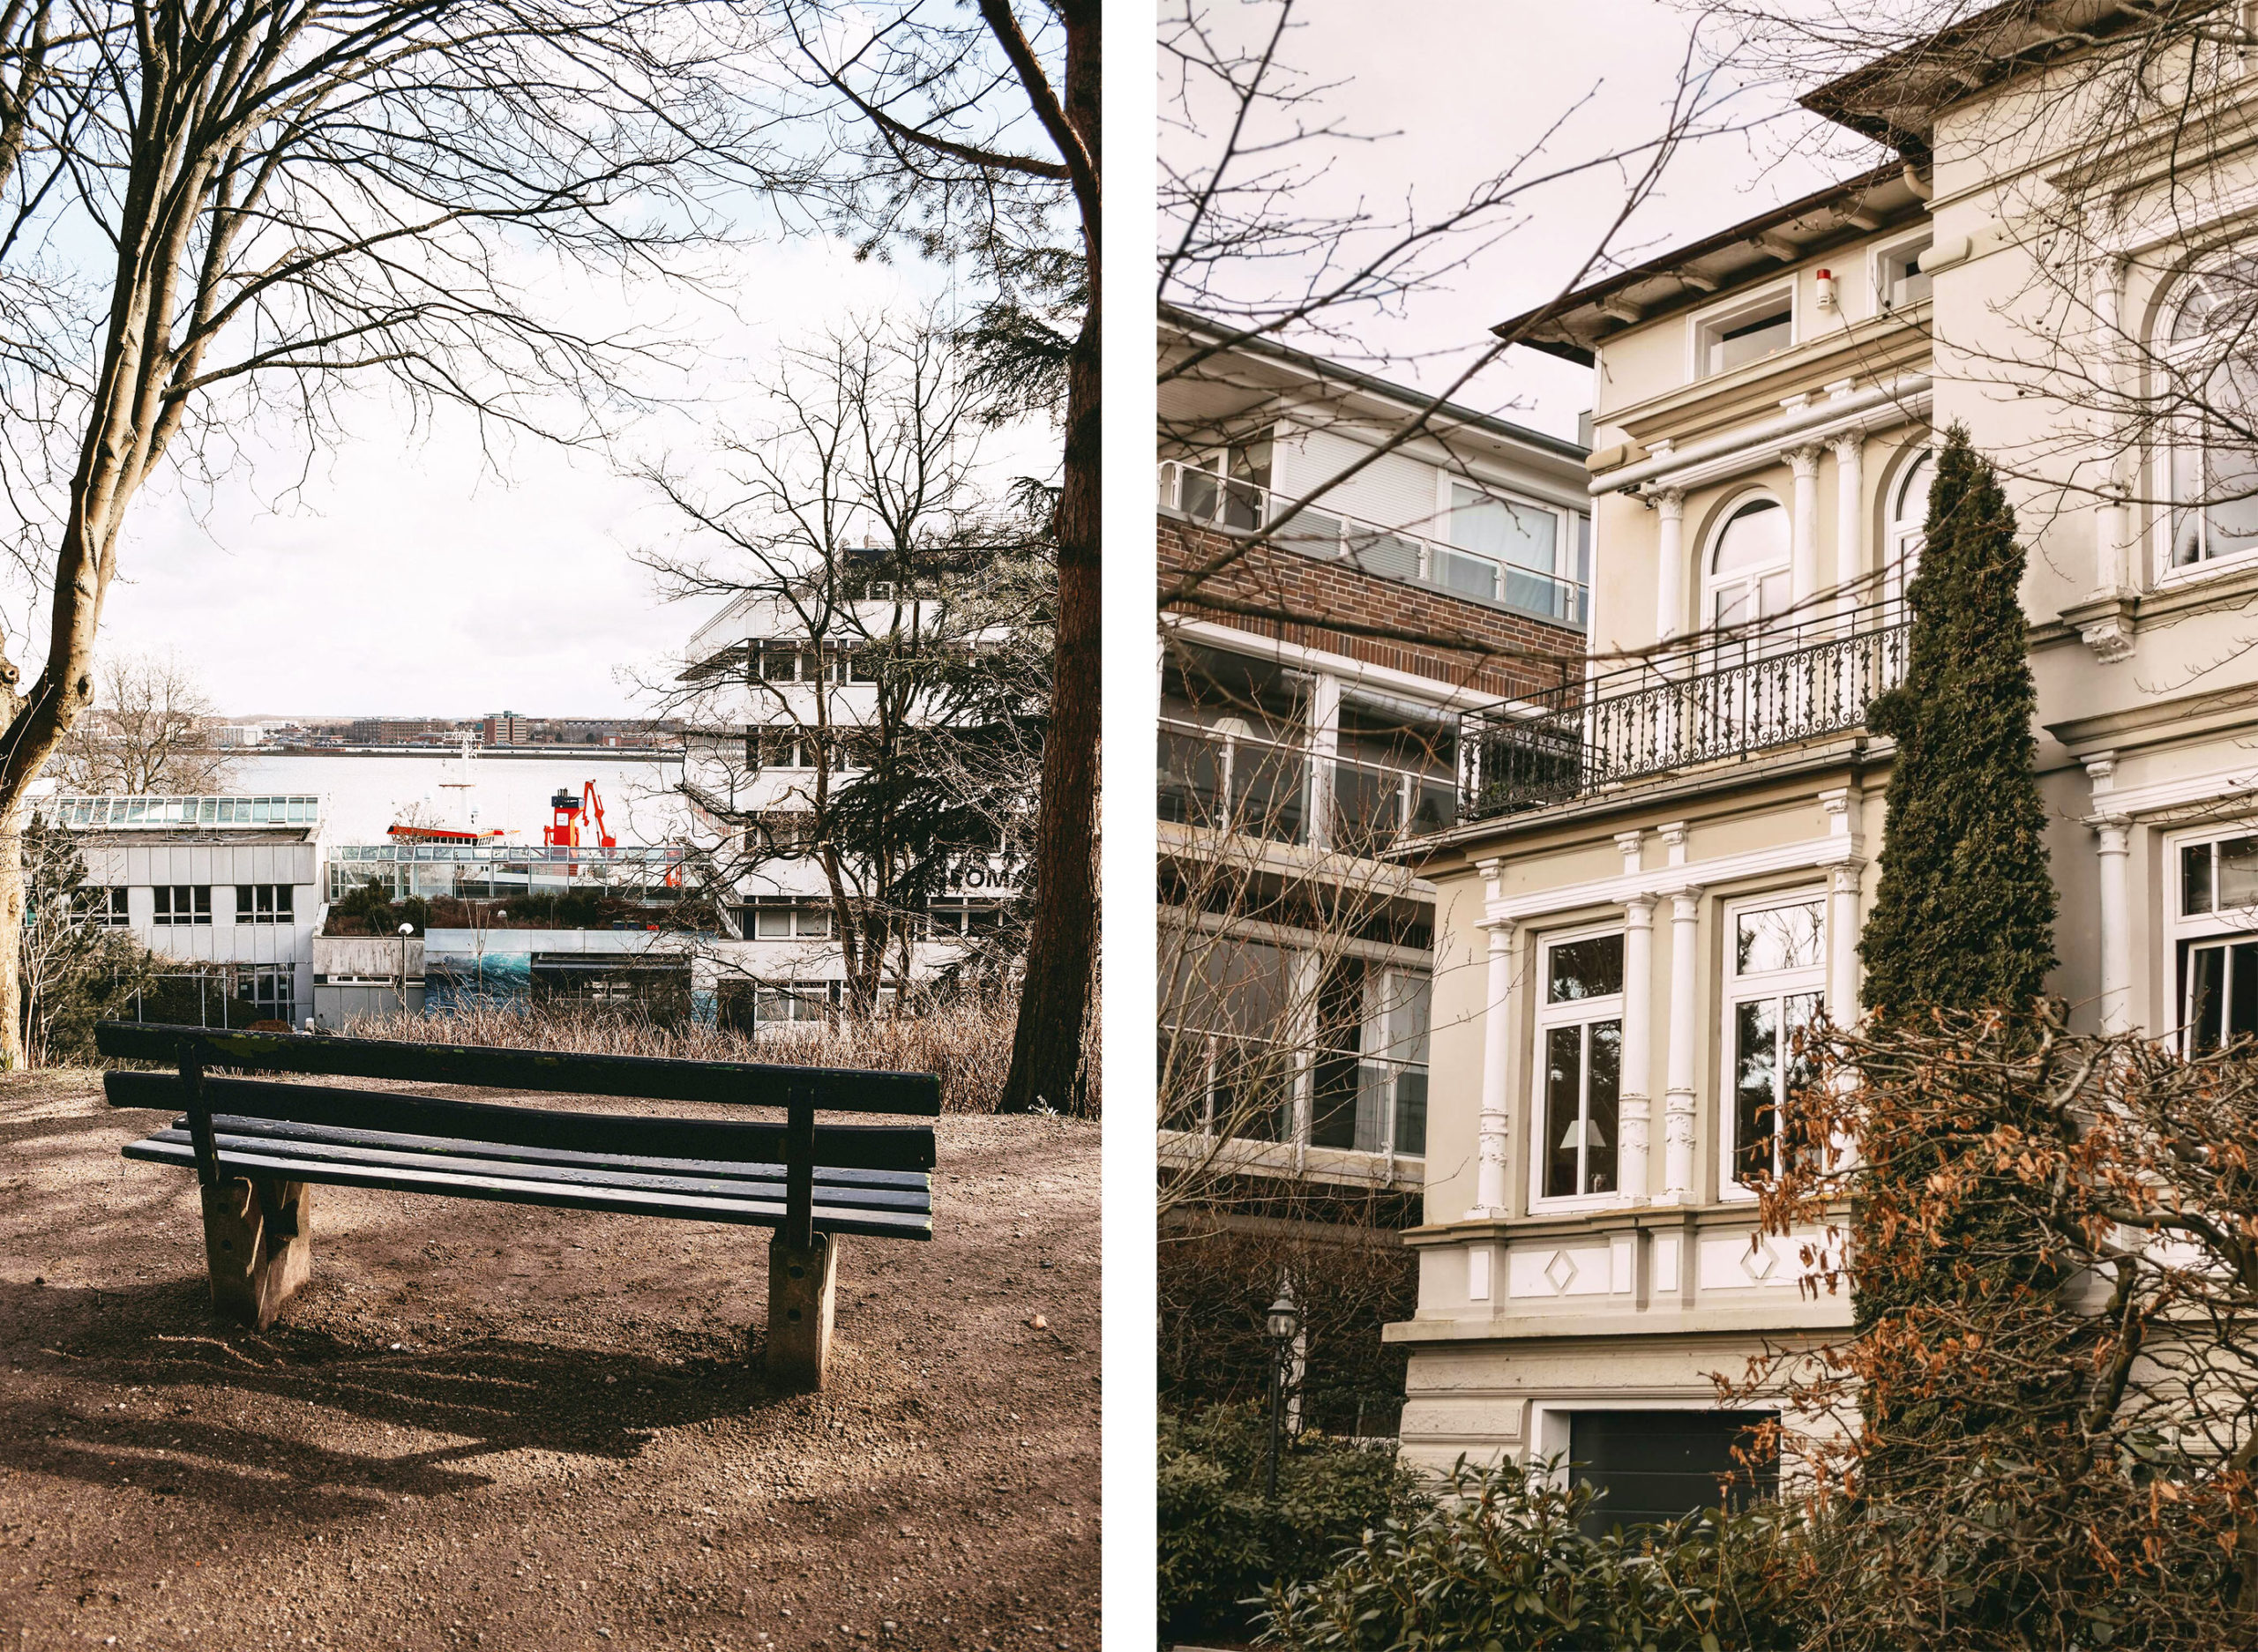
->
<box><xmin>1389</xmin><ymin>4</ymin><xmax>2258</xmax><ymax>1521</ymax></box>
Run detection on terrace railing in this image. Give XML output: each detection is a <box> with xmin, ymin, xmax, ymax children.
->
<box><xmin>1158</xmin><ymin>718</ymin><xmax>1454</xmax><ymax>857</ymax></box>
<box><xmin>1460</xmin><ymin>602</ymin><xmax>1910</xmax><ymax>822</ymax></box>
<box><xmin>1159</xmin><ymin>460</ymin><xmax>1589</xmax><ymax>629</ymax></box>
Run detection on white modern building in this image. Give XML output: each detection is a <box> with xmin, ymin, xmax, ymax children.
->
<box><xmin>679</xmin><ymin>576</ymin><xmax>1021</xmax><ymax>1020</ymax></box>
<box><xmin>38</xmin><ymin>794</ymin><xmax>323</xmax><ymax>1026</ymax></box>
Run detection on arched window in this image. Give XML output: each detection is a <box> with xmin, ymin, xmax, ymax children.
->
<box><xmin>1887</xmin><ymin>450</ymin><xmax>1933</xmax><ymax>605</ymax></box>
<box><xmin>1703</xmin><ymin>497</ymin><xmax>1791</xmax><ymax>632</ymax></box>
<box><xmin>2166</xmin><ymin>256</ymin><xmax>2258</xmax><ymax>571</ymax></box>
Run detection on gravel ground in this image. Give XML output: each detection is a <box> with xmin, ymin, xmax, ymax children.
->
<box><xmin>0</xmin><ymin>1072</ymin><xmax>1099</xmax><ymax>1651</ymax></box>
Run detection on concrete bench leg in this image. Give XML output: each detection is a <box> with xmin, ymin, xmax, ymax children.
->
<box><xmin>763</xmin><ymin>1231</ymin><xmax>838</xmax><ymax>1389</ymax></box>
<box><xmin>201</xmin><ymin>1176</ymin><xmax>313</xmax><ymax>1330</ymax></box>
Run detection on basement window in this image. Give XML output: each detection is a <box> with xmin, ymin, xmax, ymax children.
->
<box><xmin>1695</xmin><ymin>288</ymin><xmax>1794</xmax><ymax>378</ymax></box>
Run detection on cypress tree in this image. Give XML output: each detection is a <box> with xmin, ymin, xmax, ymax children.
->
<box><xmin>1851</xmin><ymin>424</ymin><xmax>2062</xmax><ymax>1505</ymax></box>
<box><xmin>1859</xmin><ymin>423</ymin><xmax>2057</xmax><ymax>1018</ymax></box>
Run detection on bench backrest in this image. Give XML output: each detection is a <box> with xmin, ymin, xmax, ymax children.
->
<box><xmin>94</xmin><ymin>1020</ymin><xmax>943</xmax><ymax>1245</ymax></box>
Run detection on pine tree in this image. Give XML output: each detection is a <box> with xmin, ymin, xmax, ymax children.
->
<box><xmin>1851</xmin><ymin>426</ymin><xmax>2066</xmax><ymax>1512</ymax></box>
<box><xmin>1859</xmin><ymin>423</ymin><xmax>2057</xmax><ymax>1019</ymax></box>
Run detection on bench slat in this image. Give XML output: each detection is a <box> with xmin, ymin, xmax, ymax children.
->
<box><xmin>178</xmin><ymin>1113</ymin><xmax>930</xmax><ymax>1191</ymax></box>
<box><xmin>134</xmin><ymin>1125</ymin><xmax>932</xmax><ymax>1213</ymax></box>
<box><xmin>95</xmin><ymin>1022</ymin><xmax>942</xmax><ymax>1118</ymax></box>
<box><xmin>120</xmin><ymin>1137</ymin><xmax>934</xmax><ymax>1239</ymax></box>
<box><xmin>104</xmin><ymin>1072</ymin><xmax>936</xmax><ymax>1174</ymax></box>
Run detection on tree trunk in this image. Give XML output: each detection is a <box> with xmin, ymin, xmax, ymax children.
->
<box><xmin>0</xmin><ymin>801</ymin><xmax>24</xmax><ymax>1069</ymax></box>
<box><xmin>998</xmin><ymin>2</ymin><xmax>1100</xmax><ymax>1114</ymax></box>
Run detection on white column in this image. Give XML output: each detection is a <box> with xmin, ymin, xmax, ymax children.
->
<box><xmin>1786</xmin><ymin>446</ymin><xmax>1824</xmax><ymax>612</ymax></box>
<box><xmin>1305</xmin><ymin>672</ymin><xmax>1341</xmax><ymax>851</ymax></box>
<box><xmin>1620</xmin><ymin>894</ymin><xmax>1656</xmax><ymax>1201</ymax></box>
<box><xmin>2096</xmin><ymin>816</ymin><xmax>2132</xmax><ymax>1035</ymax></box>
<box><xmin>1659</xmin><ymin>887</ymin><xmax>1703</xmax><ymax>1202</ymax></box>
<box><xmin>1827</xmin><ymin>863</ymin><xmax>1861</xmax><ymax>1028</ymax></box>
<box><xmin>1829</xmin><ymin>432</ymin><xmax>1865</xmax><ymax>621</ymax></box>
<box><xmin>1654</xmin><ymin>488</ymin><xmax>1686</xmax><ymax>645</ymax></box>
<box><xmin>1472</xmin><ymin>920</ymin><xmax>1515</xmax><ymax>1217</ymax></box>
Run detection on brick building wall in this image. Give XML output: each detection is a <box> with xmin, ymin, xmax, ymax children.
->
<box><xmin>1157</xmin><ymin>515</ymin><xmax>1585</xmax><ymax>700</ymax></box>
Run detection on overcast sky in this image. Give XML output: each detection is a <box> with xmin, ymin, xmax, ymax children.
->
<box><xmin>1168</xmin><ymin>0</ymin><xmax>1866</xmax><ymax>439</ymax></box>
<box><xmin>80</xmin><ymin>3</ymin><xmax>1874</xmax><ymax>721</ymax></box>
<box><xmin>79</xmin><ymin>232</ymin><xmax>1012</xmax><ymax>721</ymax></box>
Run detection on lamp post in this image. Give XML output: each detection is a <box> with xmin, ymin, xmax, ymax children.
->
<box><xmin>398</xmin><ymin>922</ymin><xmax>415</xmax><ymax>1010</ymax></box>
<box><xmin>1265</xmin><ymin>1293</ymin><xmax>1299</xmax><ymax>1499</ymax></box>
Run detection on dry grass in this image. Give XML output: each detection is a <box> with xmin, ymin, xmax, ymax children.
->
<box><xmin>338</xmin><ymin>991</ymin><xmax>1097</xmax><ymax>1116</ymax></box>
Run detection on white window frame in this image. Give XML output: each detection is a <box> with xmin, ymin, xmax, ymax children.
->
<box><xmin>1529</xmin><ymin>922</ymin><xmax>1629</xmax><ymax>1213</ymax></box>
<box><xmin>2164</xmin><ymin>822</ymin><xmax>2258</xmax><ymax>1052</ymax></box>
<box><xmin>2152</xmin><ymin>256</ymin><xmax>2258</xmax><ymax>587</ymax></box>
<box><xmin>1700</xmin><ymin>489</ymin><xmax>1792</xmax><ymax>638</ymax></box>
<box><xmin>1687</xmin><ymin>280</ymin><xmax>1798</xmax><ymax>382</ymax></box>
<box><xmin>1884</xmin><ymin>445</ymin><xmax>1935</xmax><ymax>612</ymax></box>
<box><xmin>1309</xmin><ymin>961</ymin><xmax>1432</xmax><ymax>1160</ymax></box>
<box><xmin>1871</xmin><ymin>230</ymin><xmax>1934</xmax><ymax>314</ymax></box>
<box><xmin>1717</xmin><ymin>889</ymin><xmax>1830</xmax><ymax>1202</ymax></box>
<box><xmin>1432</xmin><ymin>470</ymin><xmax>1586</xmax><ymax>620</ymax></box>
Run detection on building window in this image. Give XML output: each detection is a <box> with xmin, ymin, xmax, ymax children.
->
<box><xmin>1447</xmin><ymin>484</ymin><xmax>1580</xmax><ymax>619</ymax></box>
<box><xmin>1694</xmin><ymin>288</ymin><xmax>1793</xmax><ymax>378</ymax></box>
<box><xmin>235</xmin><ymin>966</ymin><xmax>296</xmax><ymax>1026</ymax></box>
<box><xmin>1565</xmin><ymin>1410</ymin><xmax>1779</xmax><ymax>1536</ymax></box>
<box><xmin>751</xmin><ymin>729</ymin><xmax>806</xmax><ymax>769</ymax></box>
<box><xmin>1876</xmin><ymin>237</ymin><xmax>1933</xmax><ymax>310</ymax></box>
<box><xmin>1311</xmin><ymin>963</ymin><xmax>1431</xmax><ymax>1156</ymax></box>
<box><xmin>236</xmin><ymin>884</ymin><xmax>295</xmax><ymax>925</ymax></box>
<box><xmin>153</xmin><ymin>886</ymin><xmax>212</xmax><ymax>927</ymax></box>
<box><xmin>1705</xmin><ymin>497</ymin><xmax>1791</xmax><ymax>633</ymax></box>
<box><xmin>1173</xmin><ymin>430</ymin><xmax>1274</xmax><ymax>531</ymax></box>
<box><xmin>2176</xmin><ymin>831</ymin><xmax>2258</xmax><ymax>1050</ymax></box>
<box><xmin>2166</xmin><ymin>257</ymin><xmax>2258</xmax><ymax>572</ymax></box>
<box><xmin>1161</xmin><ymin>933</ymin><xmax>1295</xmax><ymax>1141</ymax></box>
<box><xmin>80</xmin><ymin>886</ymin><xmax>130</xmax><ymax>927</ymax></box>
<box><xmin>1723</xmin><ymin>894</ymin><xmax>1827</xmax><ymax>1193</ymax></box>
<box><xmin>748</xmin><ymin>900</ymin><xmax>834</xmax><ymax>939</ymax></box>
<box><xmin>1534</xmin><ymin>930</ymin><xmax>1625</xmax><ymax>1202</ymax></box>
<box><xmin>1887</xmin><ymin>450</ymin><xmax>1934</xmax><ymax>608</ymax></box>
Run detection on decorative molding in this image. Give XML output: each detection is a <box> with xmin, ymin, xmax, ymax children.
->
<box><xmin>2060</xmin><ymin>590</ymin><xmax>2137</xmax><ymax>663</ymax></box>
<box><xmin>1481</xmin><ymin>834</ymin><xmax>1853</xmax><ymax>927</ymax></box>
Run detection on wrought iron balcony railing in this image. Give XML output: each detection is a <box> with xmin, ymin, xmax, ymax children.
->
<box><xmin>1158</xmin><ymin>460</ymin><xmax>1589</xmax><ymax>629</ymax></box>
<box><xmin>1460</xmin><ymin>603</ymin><xmax>1910</xmax><ymax>822</ymax></box>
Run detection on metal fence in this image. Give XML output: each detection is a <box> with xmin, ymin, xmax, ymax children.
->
<box><xmin>1157</xmin><ymin>718</ymin><xmax>1455</xmax><ymax>856</ymax></box>
<box><xmin>1461</xmin><ymin>606</ymin><xmax>1910</xmax><ymax>821</ymax></box>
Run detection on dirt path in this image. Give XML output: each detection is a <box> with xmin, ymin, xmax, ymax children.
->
<box><xmin>0</xmin><ymin>1073</ymin><xmax>1099</xmax><ymax>1650</ymax></box>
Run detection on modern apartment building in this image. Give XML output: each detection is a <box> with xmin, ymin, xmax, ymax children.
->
<box><xmin>1156</xmin><ymin>308</ymin><xmax>1590</xmax><ymax>1425</ymax></box>
<box><xmin>677</xmin><ymin>572</ymin><xmax>1021</xmax><ymax>1021</ymax></box>
<box><xmin>1389</xmin><ymin>3</ymin><xmax>2258</xmax><ymax>1527</ymax></box>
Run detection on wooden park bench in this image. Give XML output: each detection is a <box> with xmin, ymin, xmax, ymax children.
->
<box><xmin>94</xmin><ymin>1020</ymin><xmax>941</xmax><ymax>1388</ymax></box>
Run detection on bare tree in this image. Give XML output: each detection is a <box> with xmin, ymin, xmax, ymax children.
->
<box><xmin>50</xmin><ymin>648</ymin><xmax>234</xmax><ymax>793</ymax></box>
<box><xmin>639</xmin><ymin>310</ymin><xmax>1050</xmax><ymax>1018</ymax></box>
<box><xmin>0</xmin><ymin>0</ymin><xmax>750</xmax><ymax>1065</ymax></box>
<box><xmin>1157</xmin><ymin>0</ymin><xmax>1744</xmax><ymax>651</ymax></box>
<box><xmin>749</xmin><ymin>0</ymin><xmax>1098</xmax><ymax>1112</ymax></box>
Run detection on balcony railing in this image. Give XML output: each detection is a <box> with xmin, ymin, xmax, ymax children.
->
<box><xmin>1461</xmin><ymin>603</ymin><xmax>1910</xmax><ymax>821</ymax></box>
<box><xmin>1158</xmin><ymin>718</ymin><xmax>1455</xmax><ymax>856</ymax></box>
<box><xmin>1158</xmin><ymin>461</ymin><xmax>1589</xmax><ymax>629</ymax></box>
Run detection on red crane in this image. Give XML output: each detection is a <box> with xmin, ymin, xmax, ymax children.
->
<box><xmin>544</xmin><ymin>781</ymin><xmax>618</xmax><ymax>851</ymax></box>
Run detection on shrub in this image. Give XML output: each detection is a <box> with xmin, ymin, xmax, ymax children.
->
<box><xmin>1255</xmin><ymin>1455</ymin><xmax>1813</xmax><ymax>1652</ymax></box>
<box><xmin>1158</xmin><ymin>1402</ymin><xmax>1427</xmax><ymax>1644</ymax></box>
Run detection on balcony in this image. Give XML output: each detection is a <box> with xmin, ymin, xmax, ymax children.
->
<box><xmin>1158</xmin><ymin>461</ymin><xmax>1588</xmax><ymax>628</ymax></box>
<box><xmin>1158</xmin><ymin>717</ymin><xmax>1456</xmax><ymax>856</ymax></box>
<box><xmin>1460</xmin><ymin>603</ymin><xmax>1910</xmax><ymax>821</ymax></box>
